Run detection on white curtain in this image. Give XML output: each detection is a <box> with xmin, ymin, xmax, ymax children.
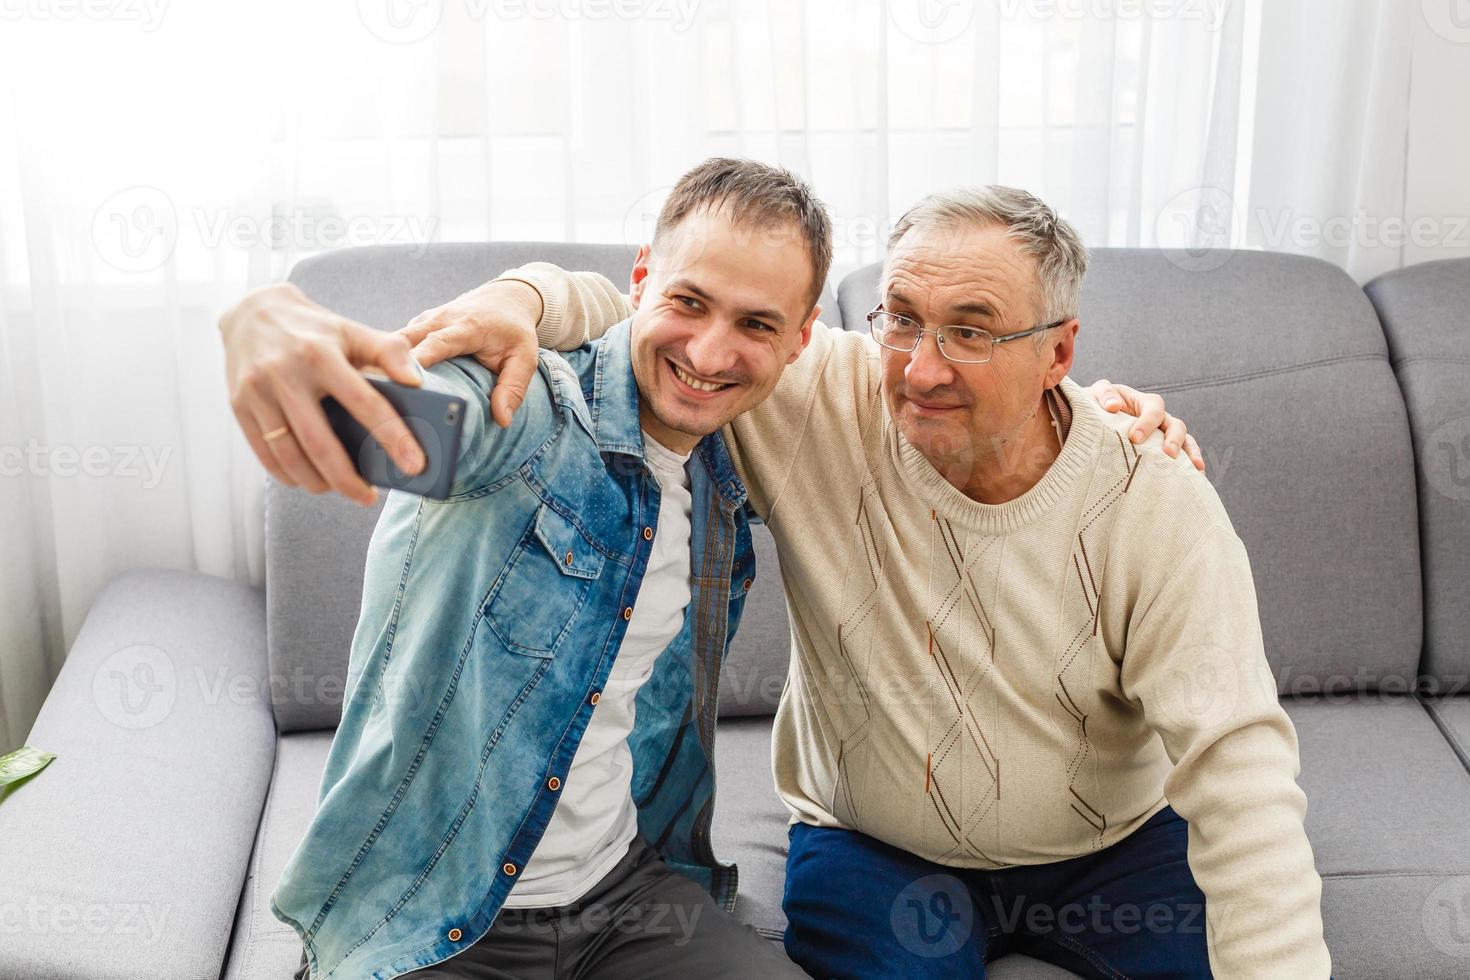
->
<box><xmin>0</xmin><ymin>0</ymin><xmax>1425</xmax><ymax>749</ymax></box>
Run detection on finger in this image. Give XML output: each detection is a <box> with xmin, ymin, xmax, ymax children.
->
<box><xmin>489</xmin><ymin>349</ymin><xmax>538</xmax><ymax>428</ymax></box>
<box><xmin>273</xmin><ymin>386</ymin><xmax>377</xmax><ymax>505</ymax></box>
<box><xmin>396</xmin><ymin>311</ymin><xmax>439</xmax><ymax>352</ymax></box>
<box><xmin>231</xmin><ymin>398</ymin><xmax>295</xmax><ymax>487</ymax></box>
<box><xmin>1186</xmin><ymin>434</ymin><xmax>1206</xmax><ymax>472</ymax></box>
<box><xmin>409</xmin><ymin>320</ymin><xmax>480</xmax><ymax>370</ymax></box>
<box><xmin>1161</xmin><ymin>411</ymin><xmax>1187</xmax><ymax>458</ymax></box>
<box><xmin>278</xmin><ymin>367</ymin><xmax>418</xmax><ymax>506</ymax></box>
<box><xmin>318</xmin><ymin>354</ymin><xmax>426</xmax><ymax>478</ymax></box>
<box><xmin>244</xmin><ymin>390</ymin><xmax>333</xmax><ymax>495</ymax></box>
<box><xmin>1089</xmin><ymin>378</ymin><xmax>1126</xmax><ymax>412</ymax></box>
<box><xmin>1128</xmin><ymin>391</ymin><xmax>1166</xmax><ymax>443</ymax></box>
<box><xmin>352</xmin><ymin>329</ymin><xmax>423</xmax><ymax>388</ymax></box>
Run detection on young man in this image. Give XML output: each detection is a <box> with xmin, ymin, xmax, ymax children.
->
<box><xmin>224</xmin><ymin>159</ymin><xmax>826</xmax><ymax>979</ymax></box>
<box><xmin>413</xmin><ymin>187</ymin><xmax>1332</xmax><ymax>977</ymax></box>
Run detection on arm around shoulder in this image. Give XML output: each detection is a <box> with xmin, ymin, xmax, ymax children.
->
<box><xmin>496</xmin><ymin>262</ymin><xmax>632</xmax><ymax>350</ymax></box>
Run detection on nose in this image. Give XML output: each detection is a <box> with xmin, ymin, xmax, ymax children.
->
<box><xmin>682</xmin><ymin>320</ymin><xmax>740</xmax><ymax>379</ymax></box>
<box><xmin>904</xmin><ymin>331</ymin><xmax>955</xmax><ymax>391</ymax></box>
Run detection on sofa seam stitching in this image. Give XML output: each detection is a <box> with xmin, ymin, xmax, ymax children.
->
<box><xmin>1123</xmin><ymin>352</ymin><xmax>1385</xmax><ymax>394</ymax></box>
<box><xmin>1421</xmin><ymin>697</ymin><xmax>1470</xmax><ymax>776</ymax></box>
<box><xmin>1392</xmin><ymin>354</ymin><xmax>1470</xmax><ymax>369</ymax></box>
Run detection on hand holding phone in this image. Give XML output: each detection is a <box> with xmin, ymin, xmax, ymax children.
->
<box><xmin>322</xmin><ymin>373</ymin><xmax>466</xmax><ymax>500</ymax></box>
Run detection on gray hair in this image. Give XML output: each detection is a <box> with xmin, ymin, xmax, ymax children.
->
<box><xmin>885</xmin><ymin>186</ymin><xmax>1089</xmax><ymax>324</ymax></box>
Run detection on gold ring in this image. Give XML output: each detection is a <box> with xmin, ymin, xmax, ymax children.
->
<box><xmin>262</xmin><ymin>425</ymin><xmax>291</xmax><ymax>442</ymax></box>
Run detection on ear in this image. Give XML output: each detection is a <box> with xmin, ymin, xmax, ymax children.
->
<box><xmin>1044</xmin><ymin>318</ymin><xmax>1079</xmax><ymax>388</ymax></box>
<box><xmin>787</xmin><ymin>302</ymin><xmax>821</xmax><ymax>364</ymax></box>
<box><xmin>629</xmin><ymin>244</ymin><xmax>652</xmax><ymax>310</ymax></box>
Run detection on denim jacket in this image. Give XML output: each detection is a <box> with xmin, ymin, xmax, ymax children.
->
<box><xmin>271</xmin><ymin>319</ymin><xmax>756</xmax><ymax>979</ymax></box>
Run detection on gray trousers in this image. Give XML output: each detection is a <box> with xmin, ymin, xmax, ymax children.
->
<box><xmin>294</xmin><ymin>836</ymin><xmax>805</xmax><ymax>979</ymax></box>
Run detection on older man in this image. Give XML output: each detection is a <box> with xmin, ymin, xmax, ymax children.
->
<box><xmin>414</xmin><ymin>187</ymin><xmax>1332</xmax><ymax>978</ymax></box>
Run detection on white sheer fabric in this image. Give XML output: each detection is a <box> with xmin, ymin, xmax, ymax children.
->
<box><xmin>0</xmin><ymin>0</ymin><xmax>1431</xmax><ymax>747</ymax></box>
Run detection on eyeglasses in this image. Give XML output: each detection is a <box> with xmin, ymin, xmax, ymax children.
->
<box><xmin>866</xmin><ymin>306</ymin><xmax>1068</xmax><ymax>364</ymax></box>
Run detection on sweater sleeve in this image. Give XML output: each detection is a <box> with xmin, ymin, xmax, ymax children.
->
<box><xmin>495</xmin><ymin>262</ymin><xmax>632</xmax><ymax>350</ymax></box>
<box><xmin>1119</xmin><ymin>521</ymin><xmax>1331</xmax><ymax>979</ymax></box>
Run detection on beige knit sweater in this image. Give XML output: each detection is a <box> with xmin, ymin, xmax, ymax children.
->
<box><xmin>503</xmin><ymin>263</ymin><xmax>1331</xmax><ymax>978</ymax></box>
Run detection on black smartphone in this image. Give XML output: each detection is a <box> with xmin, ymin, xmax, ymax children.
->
<box><xmin>321</xmin><ymin>373</ymin><xmax>466</xmax><ymax>501</ymax></box>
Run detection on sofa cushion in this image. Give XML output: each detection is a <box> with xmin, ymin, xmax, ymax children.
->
<box><xmin>0</xmin><ymin>570</ymin><xmax>275</xmax><ymax>980</ymax></box>
<box><xmin>836</xmin><ymin>250</ymin><xmax>1423</xmax><ymax>694</ymax></box>
<box><xmin>1365</xmin><ymin>258</ymin><xmax>1470</xmax><ymax>692</ymax></box>
<box><xmin>221</xmin><ymin>731</ymin><xmax>335</xmax><ymax>980</ymax></box>
<box><xmin>1286</xmin><ymin>696</ymin><xmax>1470</xmax><ymax>976</ymax></box>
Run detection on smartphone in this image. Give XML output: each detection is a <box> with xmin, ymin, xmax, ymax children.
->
<box><xmin>321</xmin><ymin>373</ymin><xmax>466</xmax><ymax>501</ymax></box>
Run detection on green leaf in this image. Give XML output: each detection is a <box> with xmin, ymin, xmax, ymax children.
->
<box><xmin>0</xmin><ymin>746</ymin><xmax>55</xmax><ymax>787</ymax></box>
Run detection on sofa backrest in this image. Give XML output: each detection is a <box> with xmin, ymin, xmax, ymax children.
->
<box><xmin>1366</xmin><ymin>258</ymin><xmax>1470</xmax><ymax>694</ymax></box>
<box><xmin>269</xmin><ymin>242</ymin><xmax>821</xmax><ymax>732</ymax></box>
<box><xmin>837</xmin><ymin>249</ymin><xmax>1424</xmax><ymax>695</ymax></box>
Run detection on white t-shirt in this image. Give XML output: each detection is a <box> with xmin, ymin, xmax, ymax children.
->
<box><xmin>502</xmin><ymin>431</ymin><xmax>694</xmax><ymax>908</ymax></box>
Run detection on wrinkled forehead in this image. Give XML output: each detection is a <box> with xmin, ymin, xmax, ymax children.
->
<box><xmin>881</xmin><ymin>222</ymin><xmax>1043</xmax><ymax>319</ymax></box>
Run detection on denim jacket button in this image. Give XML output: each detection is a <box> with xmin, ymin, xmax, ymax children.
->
<box><xmin>743</xmin><ymin>578</ymin><xmax>752</xmax><ymax>591</ymax></box>
<box><xmin>547</xmin><ymin>776</ymin><xmax>561</xmax><ymax>791</ymax></box>
<box><xmin>642</xmin><ymin>526</ymin><xmax>653</xmax><ymax>541</ymax></box>
<box><xmin>589</xmin><ymin>691</ymin><xmax>601</xmax><ymax>705</ymax></box>
<box><xmin>503</xmin><ymin>862</ymin><xmax>518</xmax><ymax>876</ymax></box>
<box><xmin>447</xmin><ymin>928</ymin><xmax>463</xmax><ymax>942</ymax></box>
<box><xmin>622</xmin><ymin>606</ymin><xmax>633</xmax><ymax>621</ymax></box>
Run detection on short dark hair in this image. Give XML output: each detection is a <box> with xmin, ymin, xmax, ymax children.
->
<box><xmin>653</xmin><ymin>157</ymin><xmax>833</xmax><ymax>312</ymax></box>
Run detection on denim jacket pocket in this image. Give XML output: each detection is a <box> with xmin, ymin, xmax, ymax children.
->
<box><xmin>486</xmin><ymin>502</ymin><xmax>605</xmax><ymax>657</ymax></box>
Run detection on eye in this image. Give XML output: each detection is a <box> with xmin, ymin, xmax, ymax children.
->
<box><xmin>673</xmin><ymin>294</ymin><xmax>704</xmax><ymax>312</ymax></box>
<box><xmin>742</xmin><ymin>318</ymin><xmax>776</xmax><ymax>333</ymax></box>
<box><xmin>949</xmin><ymin>327</ymin><xmax>985</xmax><ymax>342</ymax></box>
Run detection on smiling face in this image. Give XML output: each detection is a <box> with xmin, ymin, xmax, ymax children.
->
<box><xmin>628</xmin><ymin>206</ymin><xmax>820</xmax><ymax>454</ymax></box>
<box><xmin>879</xmin><ymin>221</ymin><xmax>1077</xmax><ymax>493</ymax></box>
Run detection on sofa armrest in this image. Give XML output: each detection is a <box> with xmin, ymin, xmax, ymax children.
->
<box><xmin>0</xmin><ymin>569</ymin><xmax>277</xmax><ymax>980</ymax></box>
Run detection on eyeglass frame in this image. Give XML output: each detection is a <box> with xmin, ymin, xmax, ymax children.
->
<box><xmin>865</xmin><ymin>305</ymin><xmax>1070</xmax><ymax>364</ymax></box>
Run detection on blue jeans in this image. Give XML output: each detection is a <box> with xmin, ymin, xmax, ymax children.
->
<box><xmin>782</xmin><ymin>806</ymin><xmax>1212</xmax><ymax>979</ymax></box>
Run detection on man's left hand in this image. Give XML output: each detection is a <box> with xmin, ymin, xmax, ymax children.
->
<box><xmin>1088</xmin><ymin>379</ymin><xmax>1205</xmax><ymax>472</ymax></box>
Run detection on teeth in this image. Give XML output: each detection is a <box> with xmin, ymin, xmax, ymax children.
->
<box><xmin>672</xmin><ymin>362</ymin><xmax>728</xmax><ymax>393</ymax></box>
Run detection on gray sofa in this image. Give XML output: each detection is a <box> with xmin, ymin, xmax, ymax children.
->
<box><xmin>2</xmin><ymin>243</ymin><xmax>1466</xmax><ymax>979</ymax></box>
